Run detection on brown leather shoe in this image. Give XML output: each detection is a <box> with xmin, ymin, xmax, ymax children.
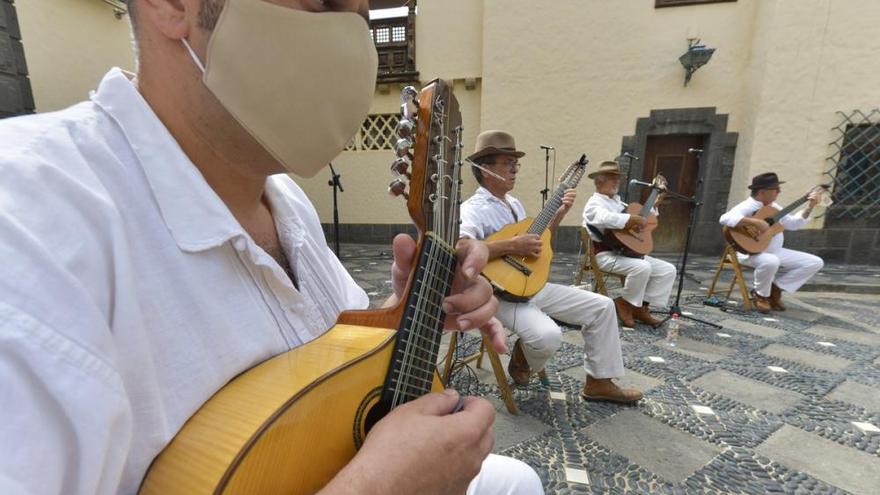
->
<box><xmin>614</xmin><ymin>297</ymin><xmax>636</xmax><ymax>327</ymax></box>
<box><xmin>751</xmin><ymin>289</ymin><xmax>771</xmax><ymax>314</ymax></box>
<box><xmin>770</xmin><ymin>284</ymin><xmax>786</xmax><ymax>311</ymax></box>
<box><xmin>632</xmin><ymin>303</ymin><xmax>662</xmax><ymax>327</ymax></box>
<box><xmin>507</xmin><ymin>338</ymin><xmax>531</xmax><ymax>386</ymax></box>
<box><xmin>581</xmin><ymin>376</ymin><xmax>643</xmax><ymax>404</ymax></box>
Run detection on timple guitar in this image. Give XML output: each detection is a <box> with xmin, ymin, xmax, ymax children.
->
<box><xmin>603</xmin><ymin>174</ymin><xmax>668</xmax><ymax>257</ymax></box>
<box><xmin>724</xmin><ymin>184</ymin><xmax>830</xmax><ymax>255</ymax></box>
<box><xmin>138</xmin><ymin>80</ymin><xmax>463</xmax><ymax>494</ymax></box>
<box><xmin>481</xmin><ymin>155</ymin><xmax>588</xmax><ymax>301</ymax></box>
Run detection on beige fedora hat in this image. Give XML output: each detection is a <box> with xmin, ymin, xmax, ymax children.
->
<box><xmin>467</xmin><ymin>130</ymin><xmax>527</xmax><ymax>162</ymax></box>
<box><xmin>587</xmin><ymin>160</ymin><xmax>623</xmax><ymax>179</ymax></box>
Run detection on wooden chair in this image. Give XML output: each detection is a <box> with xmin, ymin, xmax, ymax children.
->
<box><xmin>574</xmin><ymin>227</ymin><xmax>626</xmax><ymax>296</ymax></box>
<box><xmin>440</xmin><ymin>332</ymin><xmax>549</xmax><ymax>415</ymax></box>
<box><xmin>706</xmin><ymin>243</ymin><xmax>753</xmax><ymax>311</ymax></box>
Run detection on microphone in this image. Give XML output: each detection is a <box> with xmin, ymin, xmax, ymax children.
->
<box><xmin>539</xmin><ymin>145</ymin><xmax>554</xmax><ymax>150</ymax></box>
<box><xmin>622</xmin><ymin>152</ymin><xmax>639</xmax><ymax>161</ymax></box>
<box><xmin>629</xmin><ymin>179</ymin><xmax>654</xmax><ymax>188</ymax></box>
<box><xmin>688</xmin><ymin>148</ymin><xmax>704</xmax><ymax>154</ymax></box>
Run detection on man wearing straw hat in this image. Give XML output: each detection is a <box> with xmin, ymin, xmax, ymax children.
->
<box><xmin>582</xmin><ymin>161</ymin><xmax>677</xmax><ymax>328</ymax></box>
<box><xmin>460</xmin><ymin>130</ymin><xmax>643</xmax><ymax>404</ymax></box>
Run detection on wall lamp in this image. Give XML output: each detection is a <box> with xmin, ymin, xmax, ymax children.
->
<box><xmin>679</xmin><ymin>38</ymin><xmax>715</xmax><ymax>86</ymax></box>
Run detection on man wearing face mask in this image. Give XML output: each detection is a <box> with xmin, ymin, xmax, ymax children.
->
<box><xmin>0</xmin><ymin>1</ymin><xmax>542</xmax><ymax>494</ymax></box>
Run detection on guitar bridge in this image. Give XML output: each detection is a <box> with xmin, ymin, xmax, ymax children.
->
<box><xmin>501</xmin><ymin>255</ymin><xmax>532</xmax><ymax>276</ymax></box>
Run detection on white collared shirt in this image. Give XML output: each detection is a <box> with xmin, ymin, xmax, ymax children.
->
<box><xmin>0</xmin><ymin>68</ymin><xmax>368</xmax><ymax>494</ymax></box>
<box><xmin>582</xmin><ymin>192</ymin><xmax>631</xmax><ymax>241</ymax></box>
<box><xmin>719</xmin><ymin>196</ymin><xmax>808</xmax><ymax>253</ymax></box>
<box><xmin>459</xmin><ymin>187</ymin><xmax>527</xmax><ymax>240</ymax></box>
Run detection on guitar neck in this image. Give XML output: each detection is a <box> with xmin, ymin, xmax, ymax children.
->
<box><xmin>527</xmin><ymin>183</ymin><xmax>568</xmax><ymax>235</ymax></box>
<box><xmin>639</xmin><ymin>188</ymin><xmax>662</xmax><ymax>216</ymax></box>
<box><xmin>382</xmin><ymin>233</ymin><xmax>457</xmax><ymax>409</ymax></box>
<box><xmin>770</xmin><ymin>195</ymin><xmax>808</xmax><ymax>223</ymax></box>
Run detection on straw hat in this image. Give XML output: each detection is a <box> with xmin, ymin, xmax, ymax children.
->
<box><xmin>587</xmin><ymin>160</ymin><xmax>623</xmax><ymax>179</ymax></box>
<box><xmin>467</xmin><ymin>130</ymin><xmax>526</xmax><ymax>162</ymax></box>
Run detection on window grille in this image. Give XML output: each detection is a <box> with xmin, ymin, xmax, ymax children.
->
<box><xmin>373</xmin><ymin>27</ymin><xmax>391</xmax><ymax>44</ymax></box>
<box><xmin>345</xmin><ymin>113</ymin><xmax>400</xmax><ymax>151</ymax></box>
<box><xmin>392</xmin><ymin>26</ymin><xmax>406</xmax><ymax>42</ymax></box>
<box><xmin>825</xmin><ymin>109</ymin><xmax>880</xmax><ymax>219</ymax></box>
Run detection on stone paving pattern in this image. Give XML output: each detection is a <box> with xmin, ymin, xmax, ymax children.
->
<box><xmin>338</xmin><ymin>244</ymin><xmax>880</xmax><ymax>494</ymax></box>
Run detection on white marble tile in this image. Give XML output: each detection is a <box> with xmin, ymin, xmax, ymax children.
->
<box><xmin>565</xmin><ymin>467</ymin><xmax>590</xmax><ymax>485</ymax></box>
<box><xmin>691</xmin><ymin>405</ymin><xmax>716</xmax><ymax>415</ymax></box>
<box><xmin>549</xmin><ymin>391</ymin><xmax>567</xmax><ymax>401</ymax></box>
<box><xmin>852</xmin><ymin>421</ymin><xmax>880</xmax><ymax>433</ymax></box>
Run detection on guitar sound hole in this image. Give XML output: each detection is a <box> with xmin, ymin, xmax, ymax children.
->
<box><xmin>363</xmin><ymin>400</ymin><xmax>391</xmax><ymax>436</ymax></box>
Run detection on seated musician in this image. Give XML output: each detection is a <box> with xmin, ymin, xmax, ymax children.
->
<box><xmin>0</xmin><ymin>1</ymin><xmax>542</xmax><ymax>494</ymax></box>
<box><xmin>460</xmin><ymin>130</ymin><xmax>642</xmax><ymax>404</ymax></box>
<box><xmin>719</xmin><ymin>172</ymin><xmax>824</xmax><ymax>313</ymax></box>
<box><xmin>581</xmin><ymin>161</ymin><xmax>677</xmax><ymax>328</ymax></box>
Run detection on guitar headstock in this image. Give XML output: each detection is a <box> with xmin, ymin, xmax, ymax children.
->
<box><xmin>652</xmin><ymin>174</ymin><xmax>669</xmax><ymax>190</ymax></box>
<box><xmin>559</xmin><ymin>154</ymin><xmax>589</xmax><ymax>188</ymax></box>
<box><xmin>387</xmin><ymin>81</ymin><xmax>463</xmax><ymax>244</ymax></box>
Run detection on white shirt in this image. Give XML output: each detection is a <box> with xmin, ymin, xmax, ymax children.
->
<box><xmin>459</xmin><ymin>187</ymin><xmax>527</xmax><ymax>240</ymax></box>
<box><xmin>581</xmin><ymin>192</ymin><xmax>631</xmax><ymax>241</ymax></box>
<box><xmin>0</xmin><ymin>68</ymin><xmax>368</xmax><ymax>495</ymax></box>
<box><xmin>719</xmin><ymin>197</ymin><xmax>809</xmax><ymax>253</ymax></box>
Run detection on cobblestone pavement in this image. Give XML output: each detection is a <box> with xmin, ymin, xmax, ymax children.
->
<box><xmin>338</xmin><ymin>243</ymin><xmax>880</xmax><ymax>495</ymax></box>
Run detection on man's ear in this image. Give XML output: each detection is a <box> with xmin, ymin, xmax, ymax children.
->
<box><xmin>138</xmin><ymin>0</ymin><xmax>193</xmax><ymax>41</ymax></box>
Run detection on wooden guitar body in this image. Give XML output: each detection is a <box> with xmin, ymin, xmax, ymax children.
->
<box><xmin>482</xmin><ymin>218</ymin><xmax>553</xmax><ymax>299</ymax></box>
<box><xmin>139</xmin><ymin>323</ymin><xmax>443</xmax><ymax>495</ymax></box>
<box><xmin>724</xmin><ymin>204</ymin><xmax>786</xmax><ymax>254</ymax></box>
<box><xmin>607</xmin><ymin>202</ymin><xmax>659</xmax><ymax>256</ymax></box>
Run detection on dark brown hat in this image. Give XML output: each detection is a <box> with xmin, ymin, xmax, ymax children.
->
<box><xmin>748</xmin><ymin>172</ymin><xmax>786</xmax><ymax>190</ymax></box>
<box><xmin>467</xmin><ymin>130</ymin><xmax>526</xmax><ymax>162</ymax></box>
<box><xmin>587</xmin><ymin>160</ymin><xmax>623</xmax><ymax>179</ymax></box>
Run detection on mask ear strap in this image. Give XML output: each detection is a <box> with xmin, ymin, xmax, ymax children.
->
<box><xmin>181</xmin><ymin>38</ymin><xmax>206</xmax><ymax>74</ymax></box>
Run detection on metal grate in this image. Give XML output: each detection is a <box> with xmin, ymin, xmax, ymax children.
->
<box><xmin>825</xmin><ymin>110</ymin><xmax>880</xmax><ymax>219</ymax></box>
<box><xmin>345</xmin><ymin>113</ymin><xmax>400</xmax><ymax>151</ymax></box>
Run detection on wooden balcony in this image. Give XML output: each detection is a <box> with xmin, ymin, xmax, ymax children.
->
<box><xmin>370</xmin><ymin>13</ymin><xmax>418</xmax><ymax>83</ymax></box>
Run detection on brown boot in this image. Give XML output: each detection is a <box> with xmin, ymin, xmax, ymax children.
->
<box><xmin>614</xmin><ymin>297</ymin><xmax>636</xmax><ymax>327</ymax></box>
<box><xmin>581</xmin><ymin>376</ymin><xmax>643</xmax><ymax>404</ymax></box>
<box><xmin>632</xmin><ymin>303</ymin><xmax>662</xmax><ymax>327</ymax></box>
<box><xmin>751</xmin><ymin>289</ymin><xmax>771</xmax><ymax>314</ymax></box>
<box><xmin>507</xmin><ymin>338</ymin><xmax>531</xmax><ymax>386</ymax></box>
<box><xmin>770</xmin><ymin>284</ymin><xmax>786</xmax><ymax>311</ymax></box>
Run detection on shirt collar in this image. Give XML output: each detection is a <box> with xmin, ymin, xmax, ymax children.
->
<box><xmin>475</xmin><ymin>186</ymin><xmax>516</xmax><ymax>205</ymax></box>
<box><xmin>90</xmin><ymin>68</ymin><xmax>245</xmax><ymax>252</ymax></box>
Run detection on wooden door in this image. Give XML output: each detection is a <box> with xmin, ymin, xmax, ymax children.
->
<box><xmin>640</xmin><ymin>135</ymin><xmax>704</xmax><ymax>252</ymax></box>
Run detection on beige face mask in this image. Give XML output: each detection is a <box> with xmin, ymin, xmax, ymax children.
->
<box><xmin>182</xmin><ymin>0</ymin><xmax>378</xmax><ymax>177</ymax></box>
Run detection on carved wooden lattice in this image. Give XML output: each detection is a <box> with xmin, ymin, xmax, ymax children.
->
<box><xmin>825</xmin><ymin>110</ymin><xmax>880</xmax><ymax>219</ymax></box>
<box><xmin>345</xmin><ymin>113</ymin><xmax>400</xmax><ymax>151</ymax></box>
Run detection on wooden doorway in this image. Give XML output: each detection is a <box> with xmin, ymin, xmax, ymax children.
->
<box><xmin>640</xmin><ymin>135</ymin><xmax>704</xmax><ymax>252</ymax></box>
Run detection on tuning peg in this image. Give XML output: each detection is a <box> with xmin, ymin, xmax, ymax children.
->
<box><xmin>388</xmin><ymin>178</ymin><xmax>408</xmax><ymax>199</ymax></box>
<box><xmin>394</xmin><ymin>138</ymin><xmax>413</xmax><ymax>158</ymax></box>
<box><xmin>391</xmin><ymin>157</ymin><xmax>411</xmax><ymax>177</ymax></box>
<box><xmin>396</xmin><ymin>118</ymin><xmax>415</xmax><ymax>139</ymax></box>
<box><xmin>400</xmin><ymin>86</ymin><xmax>419</xmax><ymax>119</ymax></box>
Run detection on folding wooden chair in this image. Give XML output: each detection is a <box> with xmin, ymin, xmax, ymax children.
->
<box><xmin>575</xmin><ymin>227</ymin><xmax>626</xmax><ymax>296</ymax></box>
<box><xmin>706</xmin><ymin>243</ymin><xmax>754</xmax><ymax>311</ymax></box>
<box><xmin>440</xmin><ymin>332</ymin><xmax>549</xmax><ymax>415</ymax></box>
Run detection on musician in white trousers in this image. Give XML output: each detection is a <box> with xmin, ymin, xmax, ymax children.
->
<box><xmin>581</xmin><ymin>161</ymin><xmax>677</xmax><ymax>328</ymax></box>
<box><xmin>460</xmin><ymin>131</ymin><xmax>642</xmax><ymax>404</ymax></box>
<box><xmin>719</xmin><ymin>172</ymin><xmax>824</xmax><ymax>313</ymax></box>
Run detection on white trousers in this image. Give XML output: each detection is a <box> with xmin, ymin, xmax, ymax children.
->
<box><xmin>595</xmin><ymin>252</ymin><xmax>677</xmax><ymax>308</ymax></box>
<box><xmin>468</xmin><ymin>454</ymin><xmax>544</xmax><ymax>494</ymax></box>
<box><xmin>738</xmin><ymin>247</ymin><xmax>824</xmax><ymax>297</ymax></box>
<box><xmin>495</xmin><ymin>283</ymin><xmax>624</xmax><ymax>378</ymax></box>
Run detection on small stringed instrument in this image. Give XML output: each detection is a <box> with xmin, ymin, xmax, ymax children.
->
<box><xmin>724</xmin><ymin>184</ymin><xmax>830</xmax><ymax>255</ymax></box>
<box><xmin>481</xmin><ymin>155</ymin><xmax>589</xmax><ymax>301</ymax></box>
<box><xmin>138</xmin><ymin>80</ymin><xmax>464</xmax><ymax>494</ymax></box>
<box><xmin>603</xmin><ymin>174</ymin><xmax>668</xmax><ymax>257</ymax></box>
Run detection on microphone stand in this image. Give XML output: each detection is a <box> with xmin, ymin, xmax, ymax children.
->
<box><xmin>540</xmin><ymin>147</ymin><xmax>551</xmax><ymax>208</ymax></box>
<box><xmin>327</xmin><ymin>163</ymin><xmax>343</xmax><ymax>258</ymax></box>
<box><xmin>623</xmin><ymin>154</ymin><xmax>636</xmax><ymax>202</ymax></box>
<box><xmin>655</xmin><ymin>181</ymin><xmax>721</xmax><ymax>329</ymax></box>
